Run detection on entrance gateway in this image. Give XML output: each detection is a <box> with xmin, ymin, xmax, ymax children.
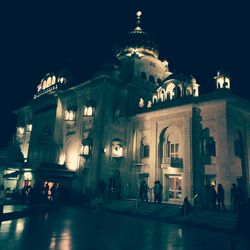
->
<box><xmin>164</xmin><ymin>174</ymin><xmax>182</xmax><ymax>203</ymax></box>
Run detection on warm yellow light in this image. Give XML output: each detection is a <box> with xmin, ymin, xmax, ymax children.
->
<box><xmin>15</xmin><ymin>220</ymin><xmax>25</xmax><ymax>233</ymax></box>
<box><xmin>59</xmin><ymin>152</ymin><xmax>65</xmax><ymax>165</ymax></box>
<box><xmin>17</xmin><ymin>127</ymin><xmax>24</xmax><ymax>135</ymax></box>
<box><xmin>139</xmin><ymin>98</ymin><xmax>144</xmax><ymax>108</ymax></box>
<box><xmin>112</xmin><ymin>144</ymin><xmax>123</xmax><ymax>157</ymax></box>
<box><xmin>26</xmin><ymin>124</ymin><xmax>32</xmax><ymax>132</ymax></box>
<box><xmin>65</xmin><ymin>110</ymin><xmax>76</xmax><ymax>121</ymax></box>
<box><xmin>24</xmin><ymin>172</ymin><xmax>32</xmax><ymax>180</ymax></box>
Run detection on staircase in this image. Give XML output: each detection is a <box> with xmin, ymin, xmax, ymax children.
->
<box><xmin>90</xmin><ymin>198</ymin><xmax>238</xmax><ymax>231</ymax></box>
<box><xmin>188</xmin><ymin>209</ymin><xmax>238</xmax><ymax>231</ymax></box>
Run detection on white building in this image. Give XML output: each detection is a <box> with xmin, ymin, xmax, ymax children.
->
<box><xmin>3</xmin><ymin>12</ymin><xmax>250</xmax><ymax>207</ymax></box>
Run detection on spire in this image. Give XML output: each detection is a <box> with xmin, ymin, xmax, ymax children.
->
<box><xmin>135</xmin><ymin>11</ymin><xmax>142</xmax><ymax>32</ymax></box>
<box><xmin>114</xmin><ymin>10</ymin><xmax>159</xmax><ymax>58</ymax></box>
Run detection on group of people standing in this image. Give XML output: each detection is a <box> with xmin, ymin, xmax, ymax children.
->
<box><xmin>204</xmin><ymin>182</ymin><xmax>244</xmax><ymax>212</ymax></box>
<box><xmin>205</xmin><ymin>183</ymin><xmax>226</xmax><ymax>211</ymax></box>
<box><xmin>139</xmin><ymin>180</ymin><xmax>163</xmax><ymax>203</ymax></box>
<box><xmin>21</xmin><ymin>182</ymin><xmax>58</xmax><ymax>207</ymax></box>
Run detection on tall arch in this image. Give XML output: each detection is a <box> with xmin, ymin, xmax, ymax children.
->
<box><xmin>159</xmin><ymin>126</ymin><xmax>184</xmax><ymax>202</ymax></box>
<box><xmin>166</xmin><ymin>83</ymin><xmax>176</xmax><ymax>100</ymax></box>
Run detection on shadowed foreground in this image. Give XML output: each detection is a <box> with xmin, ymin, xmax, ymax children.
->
<box><xmin>0</xmin><ymin>206</ymin><xmax>235</xmax><ymax>250</ymax></box>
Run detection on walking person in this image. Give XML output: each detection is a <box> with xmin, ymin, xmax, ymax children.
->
<box><xmin>153</xmin><ymin>180</ymin><xmax>163</xmax><ymax>203</ymax></box>
<box><xmin>157</xmin><ymin>180</ymin><xmax>163</xmax><ymax>204</ymax></box>
<box><xmin>153</xmin><ymin>181</ymin><xmax>160</xmax><ymax>203</ymax></box>
<box><xmin>211</xmin><ymin>185</ymin><xmax>217</xmax><ymax>210</ymax></box>
<box><xmin>217</xmin><ymin>184</ymin><xmax>225</xmax><ymax>211</ymax></box>
<box><xmin>181</xmin><ymin>196</ymin><xmax>192</xmax><ymax>216</ymax></box>
<box><xmin>142</xmin><ymin>181</ymin><xmax>149</xmax><ymax>202</ymax></box>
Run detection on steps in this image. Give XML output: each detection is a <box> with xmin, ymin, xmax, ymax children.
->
<box><xmin>91</xmin><ymin>198</ymin><xmax>238</xmax><ymax>231</ymax></box>
<box><xmin>189</xmin><ymin>209</ymin><xmax>238</xmax><ymax>231</ymax></box>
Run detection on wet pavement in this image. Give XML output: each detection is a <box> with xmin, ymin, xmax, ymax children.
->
<box><xmin>0</xmin><ymin>206</ymin><xmax>235</xmax><ymax>250</ymax></box>
<box><xmin>3</xmin><ymin>205</ymin><xmax>29</xmax><ymax>213</ymax></box>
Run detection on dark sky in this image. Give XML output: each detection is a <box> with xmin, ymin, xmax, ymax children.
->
<box><xmin>1</xmin><ymin>1</ymin><xmax>249</xmax><ymax>147</ymax></box>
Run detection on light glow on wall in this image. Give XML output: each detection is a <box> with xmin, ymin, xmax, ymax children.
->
<box><xmin>65</xmin><ymin>151</ymin><xmax>78</xmax><ymax>171</ymax></box>
<box><xmin>24</xmin><ymin>172</ymin><xmax>32</xmax><ymax>180</ymax></box>
<box><xmin>65</xmin><ymin>140</ymin><xmax>79</xmax><ymax>171</ymax></box>
<box><xmin>58</xmin><ymin>152</ymin><xmax>65</xmax><ymax>165</ymax></box>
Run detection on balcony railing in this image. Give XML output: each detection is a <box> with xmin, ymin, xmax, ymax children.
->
<box><xmin>171</xmin><ymin>157</ymin><xmax>183</xmax><ymax>168</ymax></box>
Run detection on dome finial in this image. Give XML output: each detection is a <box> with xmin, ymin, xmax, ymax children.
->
<box><xmin>135</xmin><ymin>11</ymin><xmax>142</xmax><ymax>30</ymax></box>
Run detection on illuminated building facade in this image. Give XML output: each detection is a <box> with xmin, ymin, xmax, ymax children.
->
<box><xmin>10</xmin><ymin>12</ymin><xmax>250</xmax><ymax>206</ymax></box>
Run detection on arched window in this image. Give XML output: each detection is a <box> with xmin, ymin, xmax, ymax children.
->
<box><xmin>58</xmin><ymin>77</ymin><xmax>65</xmax><ymax>84</ymax></box>
<box><xmin>26</xmin><ymin>124</ymin><xmax>32</xmax><ymax>132</ymax></box>
<box><xmin>65</xmin><ymin>106</ymin><xmax>77</xmax><ymax>121</ymax></box>
<box><xmin>177</xmin><ymin>85</ymin><xmax>182</xmax><ymax>98</ymax></box>
<box><xmin>80</xmin><ymin>138</ymin><xmax>93</xmax><ymax>160</ymax></box>
<box><xmin>139</xmin><ymin>98</ymin><xmax>144</xmax><ymax>108</ymax></box>
<box><xmin>17</xmin><ymin>127</ymin><xmax>25</xmax><ymax>135</ymax></box>
<box><xmin>201</xmin><ymin>128</ymin><xmax>216</xmax><ymax>157</ymax></box>
<box><xmin>47</xmin><ymin>77</ymin><xmax>52</xmax><ymax>87</ymax></box>
<box><xmin>186</xmin><ymin>87</ymin><xmax>192</xmax><ymax>96</ymax></box>
<box><xmin>162</xmin><ymin>128</ymin><xmax>183</xmax><ymax>168</ymax></box>
<box><xmin>51</xmin><ymin>75</ymin><xmax>56</xmax><ymax>85</ymax></box>
<box><xmin>160</xmin><ymin>89</ymin><xmax>165</xmax><ymax>101</ymax></box>
<box><xmin>37</xmin><ymin>84</ymin><xmax>42</xmax><ymax>92</ymax></box>
<box><xmin>152</xmin><ymin>95</ymin><xmax>158</xmax><ymax>103</ymax></box>
<box><xmin>141</xmin><ymin>137</ymin><xmax>150</xmax><ymax>158</ymax></box>
<box><xmin>112</xmin><ymin>138</ymin><xmax>124</xmax><ymax>158</ymax></box>
<box><xmin>166</xmin><ymin>83</ymin><xmax>176</xmax><ymax>100</ymax></box>
<box><xmin>83</xmin><ymin>107</ymin><xmax>93</xmax><ymax>116</ymax></box>
<box><xmin>82</xmin><ymin>145</ymin><xmax>90</xmax><ymax>156</ymax></box>
<box><xmin>42</xmin><ymin>80</ymin><xmax>47</xmax><ymax>90</ymax></box>
<box><xmin>83</xmin><ymin>101</ymin><xmax>96</xmax><ymax>117</ymax></box>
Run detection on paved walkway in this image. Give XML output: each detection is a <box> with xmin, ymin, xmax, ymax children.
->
<box><xmin>1</xmin><ymin>199</ymin><xmax>238</xmax><ymax>231</ymax></box>
<box><xmin>1</xmin><ymin>199</ymin><xmax>248</xmax><ymax>249</ymax></box>
<box><xmin>1</xmin><ymin>203</ymin><xmax>58</xmax><ymax>222</ymax></box>
<box><xmin>3</xmin><ymin>205</ymin><xmax>29</xmax><ymax>213</ymax></box>
<box><xmin>1</xmin><ymin>206</ymin><xmax>240</xmax><ymax>250</ymax></box>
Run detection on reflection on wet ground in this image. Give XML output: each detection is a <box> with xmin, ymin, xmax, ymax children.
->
<box><xmin>0</xmin><ymin>206</ymin><xmax>232</xmax><ymax>250</ymax></box>
<box><xmin>3</xmin><ymin>205</ymin><xmax>29</xmax><ymax>213</ymax></box>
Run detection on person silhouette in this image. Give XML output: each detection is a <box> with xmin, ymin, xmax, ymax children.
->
<box><xmin>217</xmin><ymin>184</ymin><xmax>225</xmax><ymax>211</ymax></box>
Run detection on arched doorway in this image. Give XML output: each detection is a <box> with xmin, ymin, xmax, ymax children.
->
<box><xmin>159</xmin><ymin>126</ymin><xmax>183</xmax><ymax>203</ymax></box>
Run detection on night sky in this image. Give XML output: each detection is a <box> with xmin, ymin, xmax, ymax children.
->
<box><xmin>1</xmin><ymin>1</ymin><xmax>249</xmax><ymax>147</ymax></box>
